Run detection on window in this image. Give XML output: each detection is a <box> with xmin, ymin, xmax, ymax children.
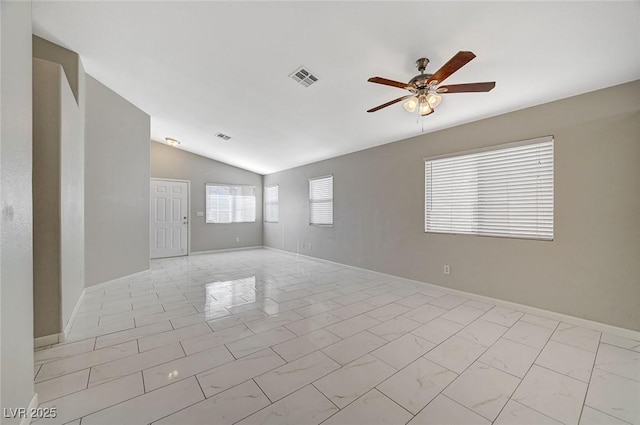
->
<box><xmin>206</xmin><ymin>184</ymin><xmax>256</xmax><ymax>223</ymax></box>
<box><xmin>264</xmin><ymin>184</ymin><xmax>279</xmax><ymax>223</ymax></box>
<box><xmin>425</xmin><ymin>136</ymin><xmax>553</xmax><ymax>240</ymax></box>
<box><xmin>309</xmin><ymin>175</ymin><xmax>333</xmax><ymax>226</ymax></box>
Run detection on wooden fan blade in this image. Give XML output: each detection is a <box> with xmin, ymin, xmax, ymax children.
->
<box><xmin>438</xmin><ymin>82</ymin><xmax>496</xmax><ymax>93</ymax></box>
<box><xmin>427</xmin><ymin>51</ymin><xmax>476</xmax><ymax>85</ymax></box>
<box><xmin>368</xmin><ymin>77</ymin><xmax>409</xmax><ymax>89</ymax></box>
<box><xmin>367</xmin><ymin>95</ymin><xmax>413</xmax><ymax>113</ymax></box>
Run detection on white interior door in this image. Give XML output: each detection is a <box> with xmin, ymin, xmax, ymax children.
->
<box><xmin>150</xmin><ymin>179</ymin><xmax>189</xmax><ymax>259</ymax></box>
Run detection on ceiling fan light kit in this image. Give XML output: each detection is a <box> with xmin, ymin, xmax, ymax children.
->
<box><xmin>367</xmin><ymin>51</ymin><xmax>496</xmax><ymax>117</ymax></box>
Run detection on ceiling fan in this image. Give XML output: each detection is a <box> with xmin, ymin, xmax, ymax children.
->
<box><xmin>367</xmin><ymin>51</ymin><xmax>495</xmax><ymax>116</ymax></box>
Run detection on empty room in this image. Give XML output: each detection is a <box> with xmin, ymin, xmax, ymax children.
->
<box><xmin>1</xmin><ymin>1</ymin><xmax>639</xmax><ymax>424</ymax></box>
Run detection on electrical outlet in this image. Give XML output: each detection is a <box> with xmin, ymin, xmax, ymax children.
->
<box><xmin>236</xmin><ymin>237</ymin><xmax>240</xmax><ymax>242</ymax></box>
<box><xmin>443</xmin><ymin>264</ymin><xmax>450</xmax><ymax>275</ymax></box>
<box><xmin>196</xmin><ymin>211</ymin><xmax>204</xmax><ymax>217</ymax></box>
<box><xmin>309</xmin><ymin>243</ymin><xmax>312</xmax><ymax>250</ymax></box>
<box><xmin>302</xmin><ymin>242</ymin><xmax>306</xmax><ymax>249</ymax></box>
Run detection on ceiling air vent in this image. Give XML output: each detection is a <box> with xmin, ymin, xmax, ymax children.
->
<box><xmin>290</xmin><ymin>66</ymin><xmax>319</xmax><ymax>87</ymax></box>
<box><xmin>216</xmin><ymin>133</ymin><xmax>232</xmax><ymax>141</ymax></box>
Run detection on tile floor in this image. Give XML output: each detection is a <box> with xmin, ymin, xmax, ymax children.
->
<box><xmin>33</xmin><ymin>249</ymin><xmax>640</xmax><ymax>425</ymax></box>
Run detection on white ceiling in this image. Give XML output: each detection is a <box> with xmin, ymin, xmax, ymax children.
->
<box><xmin>32</xmin><ymin>1</ymin><xmax>640</xmax><ymax>175</ymax></box>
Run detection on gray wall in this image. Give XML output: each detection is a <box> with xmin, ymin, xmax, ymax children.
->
<box><xmin>0</xmin><ymin>0</ymin><xmax>35</xmax><ymax>420</ymax></box>
<box><xmin>150</xmin><ymin>141</ymin><xmax>263</xmax><ymax>252</ymax></box>
<box><xmin>32</xmin><ymin>59</ymin><xmax>62</xmax><ymax>337</ymax></box>
<box><xmin>33</xmin><ymin>35</ymin><xmax>81</xmax><ymax>105</ymax></box>
<box><xmin>264</xmin><ymin>80</ymin><xmax>640</xmax><ymax>331</ymax></box>
<box><xmin>85</xmin><ymin>76</ymin><xmax>150</xmax><ymax>286</ymax></box>
<box><xmin>32</xmin><ymin>57</ymin><xmax>85</xmax><ymax>338</ymax></box>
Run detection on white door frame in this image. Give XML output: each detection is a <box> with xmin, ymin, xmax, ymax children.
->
<box><xmin>150</xmin><ymin>178</ymin><xmax>191</xmax><ymax>256</ymax></box>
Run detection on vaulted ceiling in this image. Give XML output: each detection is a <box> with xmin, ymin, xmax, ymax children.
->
<box><xmin>32</xmin><ymin>1</ymin><xmax>640</xmax><ymax>174</ymax></box>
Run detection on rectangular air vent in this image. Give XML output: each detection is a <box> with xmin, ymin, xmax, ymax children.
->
<box><xmin>216</xmin><ymin>133</ymin><xmax>231</xmax><ymax>141</ymax></box>
<box><xmin>290</xmin><ymin>66</ymin><xmax>319</xmax><ymax>87</ymax></box>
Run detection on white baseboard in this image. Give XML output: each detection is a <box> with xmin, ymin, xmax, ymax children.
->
<box><xmin>18</xmin><ymin>393</ymin><xmax>39</xmax><ymax>425</ymax></box>
<box><xmin>263</xmin><ymin>246</ymin><xmax>640</xmax><ymax>341</ymax></box>
<box><xmin>190</xmin><ymin>246</ymin><xmax>264</xmax><ymax>256</ymax></box>
<box><xmin>34</xmin><ymin>334</ymin><xmax>59</xmax><ymax>348</ymax></box>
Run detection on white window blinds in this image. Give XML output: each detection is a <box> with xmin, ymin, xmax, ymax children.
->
<box><xmin>309</xmin><ymin>175</ymin><xmax>333</xmax><ymax>226</ymax></box>
<box><xmin>206</xmin><ymin>184</ymin><xmax>256</xmax><ymax>223</ymax></box>
<box><xmin>264</xmin><ymin>185</ymin><xmax>279</xmax><ymax>223</ymax></box>
<box><xmin>425</xmin><ymin>137</ymin><xmax>554</xmax><ymax>240</ymax></box>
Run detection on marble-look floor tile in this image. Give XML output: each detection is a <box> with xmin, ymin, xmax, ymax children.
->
<box><xmin>428</xmin><ymin>294</ymin><xmax>468</xmax><ymax>310</ymax></box>
<box><xmin>133</xmin><ymin>305</ymin><xmax>197</xmax><ymax>327</ymax></box>
<box><xmin>478</xmin><ymin>338</ymin><xmax>539</xmax><ymax>378</ymax></box>
<box><xmin>330</xmin><ymin>301</ymin><xmax>376</xmax><ymax>320</ymax></box>
<box><xmin>293</xmin><ymin>300</ymin><xmax>342</xmax><ymax>318</ymax></box>
<box><xmin>396</xmin><ymin>293</ymin><xmax>435</xmax><ymax>309</ymax></box>
<box><xmin>366</xmin><ymin>303</ymin><xmax>411</xmax><ymax>322</ymax></box>
<box><xmin>154</xmin><ymin>380</ymin><xmax>270</xmax><ymax>425</ymax></box>
<box><xmin>601</xmin><ymin>333</ymin><xmax>640</xmax><ymax>353</ymax></box>
<box><xmin>444</xmin><ymin>362</ymin><xmax>520</xmax><ymax>421</ymax></box>
<box><xmin>579</xmin><ymin>406</ymin><xmax>631</xmax><ymax>425</ymax></box>
<box><xmin>169</xmin><ymin>310</ymin><xmax>230</xmax><ymax>329</ymax></box>
<box><xmin>235</xmin><ymin>384</ymin><xmax>337</xmax><ymax>425</ymax></box>
<box><xmin>411</xmin><ymin>317</ymin><xmax>464</xmax><ymax>344</ymax></box>
<box><xmin>325</xmin><ymin>314</ymin><xmax>381</xmax><ymax>339</ymax></box>
<box><xmin>585</xmin><ymin>368</ymin><xmax>640</xmax><ymax>424</ymax></box>
<box><xmin>481</xmin><ymin>307</ymin><xmax>524</xmax><ymax>327</ymax></box>
<box><xmin>35</xmin><ymin>339</ymin><xmax>96</xmax><ymax>366</ymax></box>
<box><xmin>369</xmin><ymin>316</ymin><xmax>422</xmax><ymax>341</ymax></box>
<box><xmin>371</xmin><ymin>334</ymin><xmax>435</xmax><ymax>370</ymax></box>
<box><xmin>272</xmin><ymin>328</ymin><xmax>340</xmax><ymax>362</ymax></box>
<box><xmin>377</xmin><ymin>357</ymin><xmax>457</xmax><ymax>414</ymax></box>
<box><xmin>407</xmin><ymin>394</ymin><xmax>491</xmax><ymax>425</ymax></box>
<box><xmin>513</xmin><ymin>365</ymin><xmax>588</xmax><ymax>425</ymax></box>
<box><xmin>89</xmin><ymin>343</ymin><xmax>185</xmax><ymax>387</ymax></box>
<box><xmin>180</xmin><ymin>324</ymin><xmax>254</xmax><ymax>355</ymax></box>
<box><xmin>503</xmin><ymin>320</ymin><xmax>554</xmax><ymax>349</ymax></box>
<box><xmin>441</xmin><ymin>305</ymin><xmax>486</xmax><ymax>326</ymax></box>
<box><xmin>245</xmin><ymin>310</ymin><xmax>304</xmax><ymax>334</ymax></box>
<box><xmin>144</xmin><ymin>344</ymin><xmax>232</xmax><ymax>390</ymax></box>
<box><xmin>551</xmin><ymin>323</ymin><xmax>601</xmax><ymax>353</ymax></box>
<box><xmin>520</xmin><ymin>313</ymin><xmax>559</xmax><ymax>329</ymax></box>
<box><xmin>36</xmin><ymin>373</ymin><xmax>144</xmax><ymax>425</ymax></box>
<box><xmin>365</xmin><ymin>292</ymin><xmax>404</xmax><ymax>308</ymax></box>
<box><xmin>314</xmin><ymin>355</ymin><xmax>396</xmax><ymax>408</ymax></box>
<box><xmin>226</xmin><ymin>326</ymin><xmax>296</xmax><ymax>358</ymax></box>
<box><xmin>403</xmin><ymin>304</ymin><xmax>448</xmax><ymax>324</ymax></box>
<box><xmin>456</xmin><ymin>319</ymin><xmax>508</xmax><ymax>347</ymax></box>
<box><xmin>322</xmin><ymin>331</ymin><xmax>387</xmax><ymax>365</ymax></box>
<box><xmin>35</xmin><ymin>369</ymin><xmax>89</xmax><ymax>403</ymax></box>
<box><xmin>94</xmin><ymin>320</ymin><xmax>173</xmax><ymax>350</ymax></box>
<box><xmin>321</xmin><ymin>389</ymin><xmax>412</xmax><ymax>425</ymax></box>
<box><xmin>255</xmin><ymin>351</ymin><xmax>340</xmax><ymax>402</ymax></box>
<box><xmin>594</xmin><ymin>343</ymin><xmax>640</xmax><ymax>382</ymax></box>
<box><xmin>535</xmin><ymin>340</ymin><xmax>596</xmax><ymax>382</ymax></box>
<box><xmin>197</xmin><ymin>348</ymin><xmax>285</xmax><ymax>397</ymax></box>
<box><xmin>81</xmin><ymin>377</ymin><xmax>203</xmax><ymax>425</ymax></box>
<box><xmin>207</xmin><ymin>309</ymin><xmax>267</xmax><ymax>331</ymax></box>
<box><xmin>66</xmin><ymin>318</ymin><xmax>135</xmax><ymax>342</ymax></box>
<box><xmin>138</xmin><ymin>322</ymin><xmax>212</xmax><ymax>352</ymax></box>
<box><xmin>284</xmin><ymin>312</ymin><xmax>343</xmax><ymax>336</ymax></box>
<box><xmin>36</xmin><ymin>341</ymin><xmax>138</xmax><ymax>382</ymax></box>
<box><xmin>424</xmin><ymin>336</ymin><xmax>487</xmax><ymax>374</ymax></box>
<box><xmin>494</xmin><ymin>400</ymin><xmax>562</xmax><ymax>425</ymax></box>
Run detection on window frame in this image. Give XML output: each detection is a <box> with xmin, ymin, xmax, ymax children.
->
<box><xmin>264</xmin><ymin>184</ymin><xmax>279</xmax><ymax>223</ymax></box>
<box><xmin>424</xmin><ymin>136</ymin><xmax>554</xmax><ymax>241</ymax></box>
<box><xmin>308</xmin><ymin>175</ymin><xmax>334</xmax><ymax>227</ymax></box>
<box><xmin>205</xmin><ymin>183</ymin><xmax>257</xmax><ymax>224</ymax></box>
